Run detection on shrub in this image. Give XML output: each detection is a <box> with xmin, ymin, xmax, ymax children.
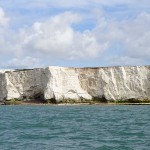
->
<box><xmin>4</xmin><ymin>99</ymin><xmax>22</xmax><ymax>105</ymax></box>
<box><xmin>92</xmin><ymin>96</ymin><xmax>108</xmax><ymax>103</ymax></box>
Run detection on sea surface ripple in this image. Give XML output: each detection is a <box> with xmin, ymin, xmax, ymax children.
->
<box><xmin>0</xmin><ymin>105</ymin><xmax>150</xmax><ymax>150</ymax></box>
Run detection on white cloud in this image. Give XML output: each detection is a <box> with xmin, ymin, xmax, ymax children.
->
<box><xmin>2</xmin><ymin>56</ymin><xmax>42</xmax><ymax>69</ymax></box>
<box><xmin>0</xmin><ymin>3</ymin><xmax>150</xmax><ymax>68</ymax></box>
<box><xmin>0</xmin><ymin>7</ymin><xmax>10</xmax><ymax>53</ymax></box>
<box><xmin>122</xmin><ymin>12</ymin><xmax>150</xmax><ymax>58</ymax></box>
<box><xmin>12</xmin><ymin>12</ymin><xmax>107</xmax><ymax>59</ymax></box>
<box><xmin>107</xmin><ymin>56</ymin><xmax>145</xmax><ymax>66</ymax></box>
<box><xmin>93</xmin><ymin>11</ymin><xmax>150</xmax><ymax>60</ymax></box>
<box><xmin>0</xmin><ymin>8</ymin><xmax>9</xmax><ymax>27</ymax></box>
<box><xmin>4</xmin><ymin>0</ymin><xmax>150</xmax><ymax>9</ymax></box>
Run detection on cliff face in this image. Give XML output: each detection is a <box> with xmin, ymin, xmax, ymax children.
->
<box><xmin>77</xmin><ymin>66</ymin><xmax>150</xmax><ymax>101</ymax></box>
<box><xmin>0</xmin><ymin>66</ymin><xmax>150</xmax><ymax>102</ymax></box>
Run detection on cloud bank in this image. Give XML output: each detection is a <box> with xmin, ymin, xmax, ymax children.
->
<box><xmin>0</xmin><ymin>0</ymin><xmax>150</xmax><ymax>68</ymax></box>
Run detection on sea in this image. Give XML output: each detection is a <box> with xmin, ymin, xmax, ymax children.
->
<box><xmin>0</xmin><ymin>105</ymin><xmax>150</xmax><ymax>150</ymax></box>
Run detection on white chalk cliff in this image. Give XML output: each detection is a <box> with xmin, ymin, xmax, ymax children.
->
<box><xmin>0</xmin><ymin>66</ymin><xmax>150</xmax><ymax>102</ymax></box>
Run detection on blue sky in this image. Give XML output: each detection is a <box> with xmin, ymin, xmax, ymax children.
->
<box><xmin>0</xmin><ymin>0</ymin><xmax>150</xmax><ymax>69</ymax></box>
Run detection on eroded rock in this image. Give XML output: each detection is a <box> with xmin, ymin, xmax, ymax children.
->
<box><xmin>0</xmin><ymin>66</ymin><xmax>150</xmax><ymax>103</ymax></box>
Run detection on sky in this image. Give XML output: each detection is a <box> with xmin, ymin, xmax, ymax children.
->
<box><xmin>0</xmin><ymin>0</ymin><xmax>150</xmax><ymax>69</ymax></box>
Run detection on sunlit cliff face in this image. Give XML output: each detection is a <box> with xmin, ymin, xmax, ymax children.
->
<box><xmin>0</xmin><ymin>66</ymin><xmax>150</xmax><ymax>103</ymax></box>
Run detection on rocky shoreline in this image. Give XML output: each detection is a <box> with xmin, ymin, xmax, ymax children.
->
<box><xmin>1</xmin><ymin>99</ymin><xmax>150</xmax><ymax>105</ymax></box>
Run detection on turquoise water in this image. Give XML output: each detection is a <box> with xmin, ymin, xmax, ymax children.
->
<box><xmin>0</xmin><ymin>105</ymin><xmax>150</xmax><ymax>150</ymax></box>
